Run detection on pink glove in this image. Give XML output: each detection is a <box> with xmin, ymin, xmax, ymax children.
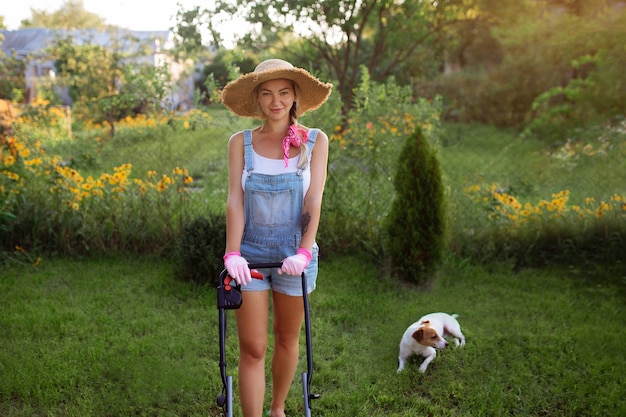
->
<box><xmin>224</xmin><ymin>252</ymin><xmax>251</xmax><ymax>285</ymax></box>
<box><xmin>278</xmin><ymin>248</ymin><xmax>312</xmax><ymax>276</ymax></box>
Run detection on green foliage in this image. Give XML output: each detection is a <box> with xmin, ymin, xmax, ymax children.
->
<box><xmin>0</xmin><ymin>123</ymin><xmax>196</xmax><ymax>258</ymax></box>
<box><xmin>0</xmin><ymin>50</ymin><xmax>25</xmax><ymax>102</ymax></box>
<box><xmin>12</xmin><ymin>100</ymin><xmax>72</xmax><ymax>140</ymax></box>
<box><xmin>175</xmin><ymin>214</ymin><xmax>226</xmax><ymax>286</ymax></box>
<box><xmin>50</xmin><ymin>32</ymin><xmax>172</xmax><ymax>136</ymax></box>
<box><xmin>3</xmin><ymin>101</ymin><xmax>625</xmax><ymax>270</ymax></box>
<box><xmin>19</xmin><ymin>0</ymin><xmax>107</xmax><ymax>29</ymax></box>
<box><xmin>421</xmin><ymin>3</ymin><xmax>626</xmax><ymax>136</ymax></box>
<box><xmin>386</xmin><ymin>128</ymin><xmax>446</xmax><ymax>283</ymax></box>
<box><xmin>198</xmin><ymin>51</ymin><xmax>258</xmax><ymax>104</ymax></box>
<box><xmin>316</xmin><ymin>67</ymin><xmax>442</xmax><ymax>259</ymax></box>
<box><xmin>526</xmin><ymin>33</ymin><xmax>626</xmax><ymax>140</ymax></box>
<box><xmin>439</xmin><ymin>122</ymin><xmax>626</xmax><ymax>268</ymax></box>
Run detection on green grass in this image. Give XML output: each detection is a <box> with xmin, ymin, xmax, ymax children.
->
<box><xmin>438</xmin><ymin>122</ymin><xmax>625</xmax><ymax>203</ymax></box>
<box><xmin>1</xmin><ymin>256</ymin><xmax>624</xmax><ymax>416</ymax></box>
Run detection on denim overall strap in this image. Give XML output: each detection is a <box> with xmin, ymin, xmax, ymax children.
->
<box><xmin>243</xmin><ymin>129</ymin><xmax>254</xmax><ymax>175</ymax></box>
<box><xmin>306</xmin><ymin>128</ymin><xmax>319</xmax><ymax>162</ymax></box>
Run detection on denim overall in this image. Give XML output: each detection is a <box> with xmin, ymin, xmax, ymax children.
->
<box><xmin>239</xmin><ymin>129</ymin><xmax>319</xmax><ymax>296</ymax></box>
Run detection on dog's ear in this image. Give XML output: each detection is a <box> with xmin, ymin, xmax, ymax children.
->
<box><xmin>412</xmin><ymin>329</ymin><xmax>424</xmax><ymax>343</ymax></box>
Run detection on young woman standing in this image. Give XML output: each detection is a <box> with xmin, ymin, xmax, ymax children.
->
<box><xmin>221</xmin><ymin>59</ymin><xmax>332</xmax><ymax>417</ymax></box>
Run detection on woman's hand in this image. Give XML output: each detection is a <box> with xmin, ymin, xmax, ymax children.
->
<box><xmin>278</xmin><ymin>248</ymin><xmax>312</xmax><ymax>276</ymax></box>
<box><xmin>224</xmin><ymin>252</ymin><xmax>251</xmax><ymax>285</ymax></box>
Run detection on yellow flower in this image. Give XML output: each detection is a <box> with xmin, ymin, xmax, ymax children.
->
<box><xmin>173</xmin><ymin>167</ymin><xmax>187</xmax><ymax>176</ymax></box>
<box><xmin>3</xmin><ymin>155</ymin><xmax>15</xmax><ymax>166</ymax></box>
<box><xmin>464</xmin><ymin>185</ymin><xmax>481</xmax><ymax>193</ymax></box>
<box><xmin>3</xmin><ymin>171</ymin><xmax>20</xmax><ymax>181</ymax></box>
<box><xmin>24</xmin><ymin>158</ymin><xmax>43</xmax><ymax>166</ymax></box>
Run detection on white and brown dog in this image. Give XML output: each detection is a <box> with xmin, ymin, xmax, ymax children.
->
<box><xmin>397</xmin><ymin>312</ymin><xmax>466</xmax><ymax>373</ymax></box>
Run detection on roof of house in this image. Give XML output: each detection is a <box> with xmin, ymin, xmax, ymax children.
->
<box><xmin>0</xmin><ymin>28</ymin><xmax>173</xmax><ymax>58</ymax></box>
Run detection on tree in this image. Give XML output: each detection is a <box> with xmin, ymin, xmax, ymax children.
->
<box><xmin>20</xmin><ymin>0</ymin><xmax>107</xmax><ymax>30</ymax></box>
<box><xmin>184</xmin><ymin>0</ymin><xmax>482</xmax><ymax>119</ymax></box>
<box><xmin>171</xmin><ymin>6</ymin><xmax>224</xmax><ymax>60</ymax></box>
<box><xmin>385</xmin><ymin>127</ymin><xmax>446</xmax><ymax>284</ymax></box>
<box><xmin>50</xmin><ymin>32</ymin><xmax>171</xmax><ymax>136</ymax></box>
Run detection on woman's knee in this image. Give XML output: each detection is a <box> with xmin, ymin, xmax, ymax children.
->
<box><xmin>240</xmin><ymin>338</ymin><xmax>268</xmax><ymax>361</ymax></box>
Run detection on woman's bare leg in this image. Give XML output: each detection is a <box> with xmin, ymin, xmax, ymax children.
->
<box><xmin>268</xmin><ymin>291</ymin><xmax>305</xmax><ymax>417</ymax></box>
<box><xmin>236</xmin><ymin>290</ymin><xmax>270</xmax><ymax>417</ymax></box>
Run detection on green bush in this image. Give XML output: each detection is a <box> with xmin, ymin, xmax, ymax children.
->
<box><xmin>317</xmin><ymin>67</ymin><xmax>442</xmax><ymax>260</ymax></box>
<box><xmin>385</xmin><ymin>127</ymin><xmax>446</xmax><ymax>284</ymax></box>
<box><xmin>420</xmin><ymin>7</ymin><xmax>626</xmax><ymax>136</ymax></box>
<box><xmin>175</xmin><ymin>214</ymin><xmax>226</xmax><ymax>286</ymax></box>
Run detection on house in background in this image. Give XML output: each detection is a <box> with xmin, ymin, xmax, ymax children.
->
<box><xmin>0</xmin><ymin>28</ymin><xmax>196</xmax><ymax>110</ymax></box>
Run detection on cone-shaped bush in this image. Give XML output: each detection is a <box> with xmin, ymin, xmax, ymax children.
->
<box><xmin>385</xmin><ymin>127</ymin><xmax>446</xmax><ymax>284</ymax></box>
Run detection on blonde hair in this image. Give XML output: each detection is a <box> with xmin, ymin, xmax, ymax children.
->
<box><xmin>289</xmin><ymin>86</ymin><xmax>309</xmax><ymax>169</ymax></box>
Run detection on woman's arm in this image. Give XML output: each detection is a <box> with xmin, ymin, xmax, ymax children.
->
<box><xmin>225</xmin><ymin>131</ymin><xmax>246</xmax><ymax>254</ymax></box>
<box><xmin>299</xmin><ymin>129</ymin><xmax>329</xmax><ymax>252</ymax></box>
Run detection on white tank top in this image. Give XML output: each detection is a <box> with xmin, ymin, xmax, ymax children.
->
<box><xmin>241</xmin><ymin>150</ymin><xmax>311</xmax><ymax>196</ymax></box>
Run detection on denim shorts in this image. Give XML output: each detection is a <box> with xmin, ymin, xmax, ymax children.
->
<box><xmin>240</xmin><ymin>239</ymin><xmax>318</xmax><ymax>296</ymax></box>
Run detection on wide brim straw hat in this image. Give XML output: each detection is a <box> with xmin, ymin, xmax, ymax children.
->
<box><xmin>221</xmin><ymin>59</ymin><xmax>333</xmax><ymax>118</ymax></box>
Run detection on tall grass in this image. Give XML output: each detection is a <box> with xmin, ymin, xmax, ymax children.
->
<box><xmin>1</xmin><ymin>255</ymin><xmax>624</xmax><ymax>416</ymax></box>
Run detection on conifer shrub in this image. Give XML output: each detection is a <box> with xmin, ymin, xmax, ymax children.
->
<box><xmin>175</xmin><ymin>213</ymin><xmax>226</xmax><ymax>286</ymax></box>
<box><xmin>385</xmin><ymin>127</ymin><xmax>446</xmax><ymax>284</ymax></box>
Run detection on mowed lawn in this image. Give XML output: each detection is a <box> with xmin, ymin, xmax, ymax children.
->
<box><xmin>1</xmin><ymin>255</ymin><xmax>624</xmax><ymax>416</ymax></box>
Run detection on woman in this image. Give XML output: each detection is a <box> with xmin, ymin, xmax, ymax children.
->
<box><xmin>221</xmin><ymin>59</ymin><xmax>332</xmax><ymax>417</ymax></box>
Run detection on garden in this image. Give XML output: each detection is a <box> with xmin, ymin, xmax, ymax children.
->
<box><xmin>1</xmin><ymin>76</ymin><xmax>625</xmax><ymax>416</ymax></box>
<box><xmin>1</xmin><ymin>1</ymin><xmax>625</xmax><ymax>415</ymax></box>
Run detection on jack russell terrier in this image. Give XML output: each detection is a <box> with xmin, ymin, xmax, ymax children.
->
<box><xmin>397</xmin><ymin>312</ymin><xmax>466</xmax><ymax>373</ymax></box>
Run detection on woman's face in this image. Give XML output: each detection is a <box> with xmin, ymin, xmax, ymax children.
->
<box><xmin>256</xmin><ymin>79</ymin><xmax>296</xmax><ymax>121</ymax></box>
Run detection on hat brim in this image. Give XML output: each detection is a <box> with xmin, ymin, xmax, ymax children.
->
<box><xmin>221</xmin><ymin>67</ymin><xmax>332</xmax><ymax>118</ymax></box>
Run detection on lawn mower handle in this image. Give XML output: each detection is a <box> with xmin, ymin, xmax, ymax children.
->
<box><xmin>248</xmin><ymin>262</ymin><xmax>283</xmax><ymax>269</ymax></box>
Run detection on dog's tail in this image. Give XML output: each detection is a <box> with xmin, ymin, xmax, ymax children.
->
<box><xmin>451</xmin><ymin>313</ymin><xmax>459</xmax><ymax>319</ymax></box>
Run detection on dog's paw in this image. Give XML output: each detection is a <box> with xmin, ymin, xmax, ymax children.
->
<box><xmin>418</xmin><ymin>366</ymin><xmax>427</xmax><ymax>373</ymax></box>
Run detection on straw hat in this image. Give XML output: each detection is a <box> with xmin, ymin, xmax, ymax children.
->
<box><xmin>221</xmin><ymin>59</ymin><xmax>333</xmax><ymax>118</ymax></box>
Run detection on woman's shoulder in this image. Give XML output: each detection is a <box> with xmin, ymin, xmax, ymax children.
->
<box><xmin>229</xmin><ymin>126</ymin><xmax>264</xmax><ymax>142</ymax></box>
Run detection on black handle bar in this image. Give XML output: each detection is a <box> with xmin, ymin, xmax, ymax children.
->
<box><xmin>247</xmin><ymin>262</ymin><xmax>283</xmax><ymax>269</ymax></box>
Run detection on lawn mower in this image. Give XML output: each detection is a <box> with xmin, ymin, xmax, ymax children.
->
<box><xmin>216</xmin><ymin>262</ymin><xmax>319</xmax><ymax>417</ymax></box>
